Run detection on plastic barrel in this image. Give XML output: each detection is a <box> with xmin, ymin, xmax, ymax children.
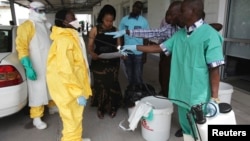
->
<box><xmin>219</xmin><ymin>82</ymin><xmax>234</xmax><ymax>104</ymax></box>
<box><xmin>197</xmin><ymin>103</ymin><xmax>237</xmax><ymax>141</ymax></box>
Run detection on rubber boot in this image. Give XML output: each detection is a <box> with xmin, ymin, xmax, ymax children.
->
<box><xmin>82</xmin><ymin>138</ymin><xmax>91</xmax><ymax>141</ymax></box>
<box><xmin>33</xmin><ymin>117</ymin><xmax>47</xmax><ymax>130</ymax></box>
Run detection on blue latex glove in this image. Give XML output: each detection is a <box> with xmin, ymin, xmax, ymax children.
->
<box><xmin>20</xmin><ymin>56</ymin><xmax>37</xmax><ymax>80</ymax></box>
<box><xmin>206</xmin><ymin>99</ymin><xmax>220</xmax><ymax>117</ymax></box>
<box><xmin>77</xmin><ymin>96</ymin><xmax>87</xmax><ymax>106</ymax></box>
<box><xmin>117</xmin><ymin>46</ymin><xmax>128</xmax><ymax>56</ymax></box>
<box><xmin>121</xmin><ymin>45</ymin><xmax>142</xmax><ymax>55</ymax></box>
<box><xmin>119</xmin><ymin>50</ymin><xmax>128</xmax><ymax>56</ymax></box>
<box><xmin>104</xmin><ymin>30</ymin><xmax>126</xmax><ymax>38</ymax></box>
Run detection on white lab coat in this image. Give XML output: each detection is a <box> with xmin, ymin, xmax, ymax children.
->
<box><xmin>27</xmin><ymin>20</ymin><xmax>52</xmax><ymax>106</ymax></box>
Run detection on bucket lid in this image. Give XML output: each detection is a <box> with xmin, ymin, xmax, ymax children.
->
<box><xmin>219</xmin><ymin>103</ymin><xmax>232</xmax><ymax>113</ymax></box>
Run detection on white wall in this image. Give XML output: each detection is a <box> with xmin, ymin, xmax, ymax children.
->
<box><xmin>1</xmin><ymin>0</ymin><xmax>226</xmax><ymax>33</ymax></box>
<box><xmin>92</xmin><ymin>0</ymin><xmax>123</xmax><ymax>27</ymax></box>
<box><xmin>46</xmin><ymin>13</ymin><xmax>55</xmax><ymax>25</ymax></box>
<box><xmin>92</xmin><ymin>0</ymin><xmax>225</xmax><ymax>30</ymax></box>
<box><xmin>92</xmin><ymin>0</ymin><xmax>169</xmax><ymax>28</ymax></box>
<box><xmin>0</xmin><ymin>7</ymin><xmax>11</xmax><ymax>25</ymax></box>
<box><xmin>204</xmin><ymin>0</ymin><xmax>226</xmax><ymax>23</ymax></box>
<box><xmin>147</xmin><ymin>0</ymin><xmax>171</xmax><ymax>28</ymax></box>
<box><xmin>204</xmin><ymin>0</ymin><xmax>227</xmax><ymax>34</ymax></box>
<box><xmin>0</xmin><ymin>4</ymin><xmax>29</xmax><ymax>25</ymax></box>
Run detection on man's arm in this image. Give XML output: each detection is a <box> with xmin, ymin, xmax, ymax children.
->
<box><xmin>105</xmin><ymin>24</ymin><xmax>175</xmax><ymax>40</ymax></box>
<box><xmin>209</xmin><ymin>23</ymin><xmax>223</xmax><ymax>32</ymax></box>
<box><xmin>206</xmin><ymin>66</ymin><xmax>221</xmax><ymax>116</ymax></box>
<box><xmin>129</xmin><ymin>24</ymin><xmax>174</xmax><ymax>40</ymax></box>
<box><xmin>132</xmin><ymin>44</ymin><xmax>163</xmax><ymax>53</ymax></box>
<box><xmin>209</xmin><ymin>67</ymin><xmax>220</xmax><ymax>99</ymax></box>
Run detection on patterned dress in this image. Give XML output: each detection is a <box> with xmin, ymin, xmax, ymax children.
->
<box><xmin>90</xmin><ymin>24</ymin><xmax>122</xmax><ymax>114</ymax></box>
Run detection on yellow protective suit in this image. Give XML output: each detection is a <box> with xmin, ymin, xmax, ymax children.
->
<box><xmin>16</xmin><ymin>20</ymin><xmax>54</xmax><ymax>118</ymax></box>
<box><xmin>46</xmin><ymin>26</ymin><xmax>92</xmax><ymax>141</ymax></box>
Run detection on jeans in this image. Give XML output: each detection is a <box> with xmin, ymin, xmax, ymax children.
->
<box><xmin>124</xmin><ymin>54</ymin><xmax>143</xmax><ymax>85</ymax></box>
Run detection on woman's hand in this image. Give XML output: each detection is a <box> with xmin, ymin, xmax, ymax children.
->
<box><xmin>121</xmin><ymin>55</ymin><xmax>127</xmax><ymax>60</ymax></box>
<box><xmin>90</xmin><ymin>52</ymin><xmax>99</xmax><ymax>60</ymax></box>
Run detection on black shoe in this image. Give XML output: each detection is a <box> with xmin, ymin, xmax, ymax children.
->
<box><xmin>97</xmin><ymin>110</ymin><xmax>104</xmax><ymax>119</ymax></box>
<box><xmin>109</xmin><ymin>107</ymin><xmax>117</xmax><ymax>118</ymax></box>
<box><xmin>158</xmin><ymin>90</ymin><xmax>163</xmax><ymax>95</ymax></box>
<box><xmin>175</xmin><ymin>128</ymin><xmax>183</xmax><ymax>137</ymax></box>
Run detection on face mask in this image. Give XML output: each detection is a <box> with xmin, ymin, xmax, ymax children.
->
<box><xmin>69</xmin><ymin>20</ymin><xmax>81</xmax><ymax>29</ymax></box>
<box><xmin>39</xmin><ymin>12</ymin><xmax>47</xmax><ymax>21</ymax></box>
<box><xmin>29</xmin><ymin>9</ymin><xmax>47</xmax><ymax>22</ymax></box>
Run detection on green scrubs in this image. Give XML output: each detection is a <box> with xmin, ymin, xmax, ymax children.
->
<box><xmin>162</xmin><ymin>24</ymin><xmax>224</xmax><ymax>136</ymax></box>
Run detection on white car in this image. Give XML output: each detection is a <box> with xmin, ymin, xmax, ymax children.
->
<box><xmin>0</xmin><ymin>25</ymin><xmax>28</xmax><ymax>118</ymax></box>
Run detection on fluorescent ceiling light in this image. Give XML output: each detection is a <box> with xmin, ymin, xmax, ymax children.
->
<box><xmin>75</xmin><ymin>0</ymin><xmax>87</xmax><ymax>3</ymax></box>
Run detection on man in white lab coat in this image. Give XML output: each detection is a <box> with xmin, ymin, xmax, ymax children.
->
<box><xmin>16</xmin><ymin>1</ymin><xmax>57</xmax><ymax>130</ymax></box>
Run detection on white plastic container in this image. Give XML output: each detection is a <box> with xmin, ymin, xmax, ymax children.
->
<box><xmin>140</xmin><ymin>96</ymin><xmax>173</xmax><ymax>141</ymax></box>
<box><xmin>196</xmin><ymin>103</ymin><xmax>237</xmax><ymax>141</ymax></box>
<box><xmin>219</xmin><ymin>82</ymin><xmax>234</xmax><ymax>104</ymax></box>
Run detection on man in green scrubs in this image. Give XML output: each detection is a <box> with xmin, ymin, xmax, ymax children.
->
<box><xmin>120</xmin><ymin>0</ymin><xmax>224</xmax><ymax>140</ymax></box>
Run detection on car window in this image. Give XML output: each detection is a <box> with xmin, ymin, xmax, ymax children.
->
<box><xmin>0</xmin><ymin>29</ymin><xmax>12</xmax><ymax>53</ymax></box>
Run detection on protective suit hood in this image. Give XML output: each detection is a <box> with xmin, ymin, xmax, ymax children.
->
<box><xmin>50</xmin><ymin>26</ymin><xmax>79</xmax><ymax>41</ymax></box>
<box><xmin>30</xmin><ymin>1</ymin><xmax>45</xmax><ymax>8</ymax></box>
<box><xmin>29</xmin><ymin>1</ymin><xmax>47</xmax><ymax>22</ymax></box>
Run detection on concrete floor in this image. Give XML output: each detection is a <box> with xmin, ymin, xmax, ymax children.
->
<box><xmin>0</xmin><ymin>54</ymin><xmax>249</xmax><ymax>141</ymax></box>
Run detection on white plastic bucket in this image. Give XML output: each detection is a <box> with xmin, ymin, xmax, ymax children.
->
<box><xmin>219</xmin><ymin>82</ymin><xmax>233</xmax><ymax>104</ymax></box>
<box><xmin>140</xmin><ymin>96</ymin><xmax>173</xmax><ymax>141</ymax></box>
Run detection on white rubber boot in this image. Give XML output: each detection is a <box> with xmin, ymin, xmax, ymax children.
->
<box><xmin>82</xmin><ymin>138</ymin><xmax>91</xmax><ymax>141</ymax></box>
<box><xmin>183</xmin><ymin>134</ymin><xmax>195</xmax><ymax>141</ymax></box>
<box><xmin>49</xmin><ymin>106</ymin><xmax>59</xmax><ymax>114</ymax></box>
<box><xmin>33</xmin><ymin>117</ymin><xmax>47</xmax><ymax>130</ymax></box>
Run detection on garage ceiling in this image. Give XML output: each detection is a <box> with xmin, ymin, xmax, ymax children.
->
<box><xmin>10</xmin><ymin>0</ymin><xmax>103</xmax><ymax>13</ymax></box>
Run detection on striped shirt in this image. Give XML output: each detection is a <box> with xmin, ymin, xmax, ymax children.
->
<box><xmin>129</xmin><ymin>23</ymin><xmax>179</xmax><ymax>42</ymax></box>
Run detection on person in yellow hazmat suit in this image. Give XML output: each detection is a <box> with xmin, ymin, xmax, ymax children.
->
<box><xmin>15</xmin><ymin>1</ymin><xmax>58</xmax><ymax>130</ymax></box>
<box><xmin>46</xmin><ymin>8</ymin><xmax>92</xmax><ymax>141</ymax></box>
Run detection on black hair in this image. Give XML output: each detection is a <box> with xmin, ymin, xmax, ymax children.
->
<box><xmin>97</xmin><ymin>4</ymin><xmax>116</xmax><ymax>24</ymax></box>
<box><xmin>133</xmin><ymin>1</ymin><xmax>143</xmax><ymax>8</ymax></box>
<box><xmin>54</xmin><ymin>8</ymin><xmax>70</xmax><ymax>27</ymax></box>
<box><xmin>169</xmin><ymin>0</ymin><xmax>182</xmax><ymax>9</ymax></box>
<box><xmin>167</xmin><ymin>0</ymin><xmax>182</xmax><ymax>15</ymax></box>
<box><xmin>184</xmin><ymin>0</ymin><xmax>204</xmax><ymax>19</ymax></box>
<box><xmin>202</xmin><ymin>11</ymin><xmax>205</xmax><ymax>19</ymax></box>
<box><xmin>129</xmin><ymin>1</ymin><xmax>143</xmax><ymax>18</ymax></box>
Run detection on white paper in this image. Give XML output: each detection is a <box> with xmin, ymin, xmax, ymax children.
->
<box><xmin>98</xmin><ymin>52</ymin><xmax>122</xmax><ymax>59</ymax></box>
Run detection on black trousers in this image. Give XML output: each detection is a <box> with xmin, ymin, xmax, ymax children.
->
<box><xmin>158</xmin><ymin>53</ymin><xmax>171</xmax><ymax>97</ymax></box>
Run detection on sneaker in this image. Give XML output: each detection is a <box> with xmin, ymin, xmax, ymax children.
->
<box><xmin>33</xmin><ymin>117</ymin><xmax>47</xmax><ymax>130</ymax></box>
<box><xmin>49</xmin><ymin>106</ymin><xmax>59</xmax><ymax>114</ymax></box>
<box><xmin>82</xmin><ymin>138</ymin><xmax>91</xmax><ymax>141</ymax></box>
